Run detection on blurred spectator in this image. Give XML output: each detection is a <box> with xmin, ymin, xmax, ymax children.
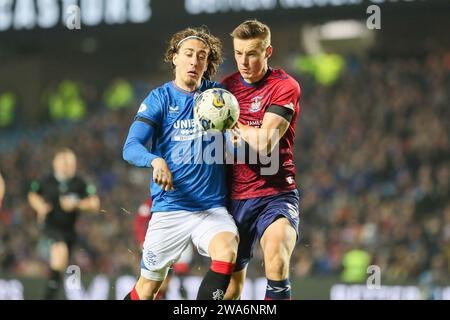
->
<box><xmin>341</xmin><ymin>246</ymin><xmax>371</xmax><ymax>283</ymax></box>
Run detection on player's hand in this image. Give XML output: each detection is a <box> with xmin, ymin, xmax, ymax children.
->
<box><xmin>151</xmin><ymin>158</ymin><xmax>175</xmax><ymax>192</ymax></box>
<box><xmin>59</xmin><ymin>195</ymin><xmax>80</xmax><ymax>212</ymax></box>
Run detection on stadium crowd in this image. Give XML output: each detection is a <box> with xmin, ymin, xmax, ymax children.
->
<box><xmin>0</xmin><ymin>52</ymin><xmax>449</xmax><ymax>286</ymax></box>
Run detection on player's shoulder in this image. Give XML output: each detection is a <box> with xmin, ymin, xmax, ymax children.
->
<box><xmin>73</xmin><ymin>176</ymin><xmax>97</xmax><ymax>195</ymax></box>
<box><xmin>270</xmin><ymin>68</ymin><xmax>300</xmax><ymax>86</ymax></box>
<box><xmin>221</xmin><ymin>71</ymin><xmax>241</xmax><ymax>89</ymax></box>
<box><xmin>137</xmin><ymin>84</ymin><xmax>171</xmax><ymax>116</ymax></box>
<box><xmin>30</xmin><ymin>177</ymin><xmax>44</xmax><ymax>189</ymax></box>
<box><xmin>270</xmin><ymin>68</ymin><xmax>301</xmax><ymax>93</ymax></box>
<box><xmin>143</xmin><ymin>82</ymin><xmax>171</xmax><ymax>104</ymax></box>
<box><xmin>30</xmin><ymin>175</ymin><xmax>53</xmax><ymax>191</ymax></box>
<box><xmin>154</xmin><ymin>82</ymin><xmax>173</xmax><ymax>97</ymax></box>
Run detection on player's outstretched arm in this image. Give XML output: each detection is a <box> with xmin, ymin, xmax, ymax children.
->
<box><xmin>123</xmin><ymin>120</ymin><xmax>159</xmax><ymax>168</ymax></box>
<box><xmin>123</xmin><ymin>120</ymin><xmax>174</xmax><ymax>191</ymax></box>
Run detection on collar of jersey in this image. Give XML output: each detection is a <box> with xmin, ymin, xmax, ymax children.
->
<box><xmin>170</xmin><ymin>81</ymin><xmax>201</xmax><ymax>96</ymax></box>
<box><xmin>239</xmin><ymin>67</ymin><xmax>272</xmax><ymax>88</ymax></box>
<box><xmin>54</xmin><ymin>174</ymin><xmax>72</xmax><ymax>184</ymax></box>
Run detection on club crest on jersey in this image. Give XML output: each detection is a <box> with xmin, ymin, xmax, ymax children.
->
<box><xmin>250</xmin><ymin>96</ymin><xmax>263</xmax><ymax>112</ymax></box>
<box><xmin>212</xmin><ymin>90</ymin><xmax>225</xmax><ymax>108</ymax></box>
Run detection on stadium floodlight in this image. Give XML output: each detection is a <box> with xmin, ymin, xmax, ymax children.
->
<box><xmin>319</xmin><ymin>20</ymin><xmax>369</xmax><ymax>40</ymax></box>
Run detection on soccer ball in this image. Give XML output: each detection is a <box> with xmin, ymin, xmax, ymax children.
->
<box><xmin>194</xmin><ymin>88</ymin><xmax>240</xmax><ymax>132</ymax></box>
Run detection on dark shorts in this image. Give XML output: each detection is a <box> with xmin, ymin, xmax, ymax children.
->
<box><xmin>44</xmin><ymin>226</ymin><xmax>76</xmax><ymax>254</ymax></box>
<box><xmin>230</xmin><ymin>189</ymin><xmax>300</xmax><ymax>272</ymax></box>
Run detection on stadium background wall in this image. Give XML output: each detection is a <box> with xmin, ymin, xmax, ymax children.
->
<box><xmin>1</xmin><ymin>275</ymin><xmax>449</xmax><ymax>300</ymax></box>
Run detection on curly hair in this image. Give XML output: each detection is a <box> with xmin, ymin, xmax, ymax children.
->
<box><xmin>164</xmin><ymin>26</ymin><xmax>223</xmax><ymax>80</ymax></box>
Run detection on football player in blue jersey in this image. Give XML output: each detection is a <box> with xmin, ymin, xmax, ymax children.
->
<box><xmin>122</xmin><ymin>27</ymin><xmax>239</xmax><ymax>300</ymax></box>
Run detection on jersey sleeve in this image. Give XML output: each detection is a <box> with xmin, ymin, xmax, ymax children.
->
<box><xmin>78</xmin><ymin>178</ymin><xmax>97</xmax><ymax>199</ymax></box>
<box><xmin>269</xmin><ymin>80</ymin><xmax>301</xmax><ymax>113</ymax></box>
<box><xmin>134</xmin><ymin>89</ymin><xmax>165</xmax><ymax>126</ymax></box>
<box><xmin>29</xmin><ymin>179</ymin><xmax>43</xmax><ymax>195</ymax></box>
<box><xmin>84</xmin><ymin>183</ymin><xmax>97</xmax><ymax>198</ymax></box>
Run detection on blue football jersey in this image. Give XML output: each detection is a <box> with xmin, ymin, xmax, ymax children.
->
<box><xmin>136</xmin><ymin>79</ymin><xmax>227</xmax><ymax>212</ymax></box>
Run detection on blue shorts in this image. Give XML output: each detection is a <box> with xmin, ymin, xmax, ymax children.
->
<box><xmin>230</xmin><ymin>189</ymin><xmax>300</xmax><ymax>271</ymax></box>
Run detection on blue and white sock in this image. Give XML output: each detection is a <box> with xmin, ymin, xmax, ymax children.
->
<box><xmin>265</xmin><ymin>278</ymin><xmax>291</xmax><ymax>300</ymax></box>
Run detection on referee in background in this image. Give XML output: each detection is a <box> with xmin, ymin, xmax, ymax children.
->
<box><xmin>28</xmin><ymin>148</ymin><xmax>100</xmax><ymax>299</ymax></box>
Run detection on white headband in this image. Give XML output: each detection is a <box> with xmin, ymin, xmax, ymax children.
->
<box><xmin>176</xmin><ymin>36</ymin><xmax>208</xmax><ymax>48</ymax></box>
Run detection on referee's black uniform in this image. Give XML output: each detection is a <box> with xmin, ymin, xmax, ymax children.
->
<box><xmin>30</xmin><ymin>175</ymin><xmax>97</xmax><ymax>251</ymax></box>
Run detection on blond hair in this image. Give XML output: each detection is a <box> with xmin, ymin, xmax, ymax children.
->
<box><xmin>230</xmin><ymin>19</ymin><xmax>271</xmax><ymax>49</ymax></box>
